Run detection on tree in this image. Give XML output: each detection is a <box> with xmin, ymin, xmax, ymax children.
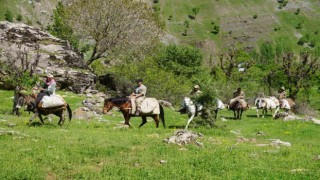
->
<box><xmin>280</xmin><ymin>50</ymin><xmax>319</xmax><ymax>100</ymax></box>
<box><xmin>259</xmin><ymin>42</ymin><xmax>274</xmax><ymax>64</ymax></box>
<box><xmin>66</xmin><ymin>0</ymin><xmax>161</xmax><ymax>65</ymax></box>
<box><xmin>49</xmin><ymin>2</ymin><xmax>79</xmax><ymax>49</ymax></box>
<box><xmin>156</xmin><ymin>44</ymin><xmax>203</xmax><ymax>78</ymax></box>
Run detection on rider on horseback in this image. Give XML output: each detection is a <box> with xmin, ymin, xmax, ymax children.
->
<box><xmin>130</xmin><ymin>79</ymin><xmax>147</xmax><ymax>115</ymax></box>
<box><xmin>190</xmin><ymin>85</ymin><xmax>202</xmax><ymax>96</ymax></box>
<box><xmin>228</xmin><ymin>87</ymin><xmax>245</xmax><ymax>109</ymax></box>
<box><xmin>278</xmin><ymin>87</ymin><xmax>287</xmax><ymax>108</ymax></box>
<box><xmin>34</xmin><ymin>74</ymin><xmax>56</xmax><ymax>110</ymax></box>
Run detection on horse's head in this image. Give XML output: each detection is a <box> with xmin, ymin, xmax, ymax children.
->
<box><xmin>103</xmin><ymin>99</ymin><xmax>114</xmax><ymax>114</ymax></box>
<box><xmin>14</xmin><ymin>93</ymin><xmax>37</xmax><ymax>112</ymax></box>
<box><xmin>255</xmin><ymin>98</ymin><xmax>265</xmax><ymax>108</ymax></box>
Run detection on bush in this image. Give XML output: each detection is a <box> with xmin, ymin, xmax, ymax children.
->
<box><xmin>4</xmin><ymin>9</ymin><xmax>13</xmax><ymax>22</ymax></box>
<box><xmin>16</xmin><ymin>14</ymin><xmax>23</xmax><ymax>21</ymax></box>
<box><xmin>211</xmin><ymin>25</ymin><xmax>219</xmax><ymax>34</ymax></box>
<box><xmin>156</xmin><ymin>44</ymin><xmax>203</xmax><ymax>78</ymax></box>
<box><xmin>253</xmin><ymin>15</ymin><xmax>258</xmax><ymax>19</ymax></box>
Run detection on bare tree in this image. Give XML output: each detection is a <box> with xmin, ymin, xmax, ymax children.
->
<box><xmin>66</xmin><ymin>0</ymin><xmax>162</xmax><ymax>65</ymax></box>
<box><xmin>281</xmin><ymin>51</ymin><xmax>319</xmax><ymax>100</ymax></box>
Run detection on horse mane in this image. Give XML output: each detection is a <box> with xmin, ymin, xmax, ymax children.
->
<box><xmin>107</xmin><ymin>97</ymin><xmax>129</xmax><ymax>106</ymax></box>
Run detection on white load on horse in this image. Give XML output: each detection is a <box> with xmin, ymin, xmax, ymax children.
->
<box><xmin>133</xmin><ymin>98</ymin><xmax>161</xmax><ymax>115</ymax></box>
<box><xmin>40</xmin><ymin>94</ymin><xmax>66</xmax><ymax>108</ymax></box>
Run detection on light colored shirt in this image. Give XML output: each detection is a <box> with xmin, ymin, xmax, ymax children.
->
<box><xmin>233</xmin><ymin>90</ymin><xmax>245</xmax><ymax>98</ymax></box>
<box><xmin>135</xmin><ymin>84</ymin><xmax>147</xmax><ymax>96</ymax></box>
<box><xmin>46</xmin><ymin>79</ymin><xmax>56</xmax><ymax>95</ymax></box>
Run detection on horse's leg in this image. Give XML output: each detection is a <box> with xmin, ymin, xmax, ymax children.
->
<box><xmin>233</xmin><ymin>110</ymin><xmax>236</xmax><ymax>119</ymax></box>
<box><xmin>185</xmin><ymin>113</ymin><xmax>195</xmax><ymax>130</ymax></box>
<box><xmin>262</xmin><ymin>109</ymin><xmax>266</xmax><ymax>118</ymax></box>
<box><xmin>239</xmin><ymin>110</ymin><xmax>243</xmax><ymax>119</ymax></box>
<box><xmin>38</xmin><ymin>114</ymin><xmax>45</xmax><ymax>125</ymax></box>
<box><xmin>57</xmin><ymin>111</ymin><xmax>64</xmax><ymax>126</ymax></box>
<box><xmin>29</xmin><ymin>112</ymin><xmax>38</xmax><ymax>126</ymax></box>
<box><xmin>139</xmin><ymin>116</ymin><xmax>148</xmax><ymax>128</ymax></box>
<box><xmin>273</xmin><ymin>107</ymin><xmax>280</xmax><ymax>118</ymax></box>
<box><xmin>256</xmin><ymin>108</ymin><xmax>260</xmax><ymax>118</ymax></box>
<box><xmin>214</xmin><ymin>109</ymin><xmax>218</xmax><ymax>120</ymax></box>
<box><xmin>237</xmin><ymin>109</ymin><xmax>240</xmax><ymax>119</ymax></box>
<box><xmin>122</xmin><ymin>110</ymin><xmax>131</xmax><ymax>126</ymax></box>
<box><xmin>153</xmin><ymin>115</ymin><xmax>159</xmax><ymax>128</ymax></box>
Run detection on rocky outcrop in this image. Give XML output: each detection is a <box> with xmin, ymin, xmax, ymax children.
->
<box><xmin>0</xmin><ymin>21</ymin><xmax>95</xmax><ymax>93</ymax></box>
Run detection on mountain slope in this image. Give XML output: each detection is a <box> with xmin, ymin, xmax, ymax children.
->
<box><xmin>158</xmin><ymin>0</ymin><xmax>320</xmax><ymax>62</ymax></box>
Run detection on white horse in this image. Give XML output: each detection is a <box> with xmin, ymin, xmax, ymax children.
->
<box><xmin>179</xmin><ymin>97</ymin><xmax>225</xmax><ymax>129</ymax></box>
<box><xmin>255</xmin><ymin>96</ymin><xmax>280</xmax><ymax>118</ymax></box>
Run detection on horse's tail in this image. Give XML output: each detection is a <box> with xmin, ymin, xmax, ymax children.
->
<box><xmin>66</xmin><ymin>103</ymin><xmax>72</xmax><ymax>121</ymax></box>
<box><xmin>159</xmin><ymin>104</ymin><xmax>165</xmax><ymax>128</ymax></box>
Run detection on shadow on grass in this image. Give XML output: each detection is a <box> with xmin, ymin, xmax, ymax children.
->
<box><xmin>168</xmin><ymin>125</ymin><xmax>185</xmax><ymax>129</ymax></box>
<box><xmin>28</xmin><ymin>121</ymin><xmax>43</xmax><ymax>127</ymax></box>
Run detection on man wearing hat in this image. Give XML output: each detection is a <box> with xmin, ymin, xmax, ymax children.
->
<box><xmin>190</xmin><ymin>85</ymin><xmax>202</xmax><ymax>96</ymax></box>
<box><xmin>35</xmin><ymin>74</ymin><xmax>57</xmax><ymax>108</ymax></box>
<box><xmin>130</xmin><ymin>79</ymin><xmax>147</xmax><ymax>115</ymax></box>
<box><xmin>228</xmin><ymin>87</ymin><xmax>245</xmax><ymax>108</ymax></box>
<box><xmin>278</xmin><ymin>87</ymin><xmax>287</xmax><ymax>108</ymax></box>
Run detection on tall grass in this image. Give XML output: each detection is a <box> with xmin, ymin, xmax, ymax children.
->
<box><xmin>0</xmin><ymin>90</ymin><xmax>320</xmax><ymax>179</ymax></box>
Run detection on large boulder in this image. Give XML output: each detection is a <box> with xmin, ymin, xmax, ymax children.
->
<box><xmin>0</xmin><ymin>21</ymin><xmax>95</xmax><ymax>93</ymax></box>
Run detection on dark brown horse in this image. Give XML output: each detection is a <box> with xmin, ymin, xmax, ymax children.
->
<box><xmin>228</xmin><ymin>100</ymin><xmax>249</xmax><ymax>119</ymax></box>
<box><xmin>15</xmin><ymin>93</ymin><xmax>72</xmax><ymax>126</ymax></box>
<box><xmin>103</xmin><ymin>97</ymin><xmax>165</xmax><ymax>128</ymax></box>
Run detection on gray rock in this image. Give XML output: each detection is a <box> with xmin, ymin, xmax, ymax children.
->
<box><xmin>0</xmin><ymin>21</ymin><xmax>95</xmax><ymax>93</ymax></box>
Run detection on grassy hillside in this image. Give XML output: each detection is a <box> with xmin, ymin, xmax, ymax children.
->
<box><xmin>0</xmin><ymin>0</ymin><xmax>57</xmax><ymax>28</ymax></box>
<box><xmin>158</xmin><ymin>0</ymin><xmax>320</xmax><ymax>62</ymax></box>
<box><xmin>1</xmin><ymin>90</ymin><xmax>320</xmax><ymax>179</ymax></box>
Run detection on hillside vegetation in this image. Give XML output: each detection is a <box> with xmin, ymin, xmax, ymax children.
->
<box><xmin>158</xmin><ymin>0</ymin><xmax>320</xmax><ymax>62</ymax></box>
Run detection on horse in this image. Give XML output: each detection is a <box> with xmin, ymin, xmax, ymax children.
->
<box><xmin>227</xmin><ymin>99</ymin><xmax>249</xmax><ymax>119</ymax></box>
<box><xmin>255</xmin><ymin>96</ymin><xmax>280</xmax><ymax>118</ymax></box>
<box><xmin>102</xmin><ymin>97</ymin><xmax>165</xmax><ymax>128</ymax></box>
<box><xmin>14</xmin><ymin>93</ymin><xmax>72</xmax><ymax>126</ymax></box>
<box><xmin>179</xmin><ymin>97</ymin><xmax>225</xmax><ymax>129</ymax></box>
<box><xmin>279</xmin><ymin>98</ymin><xmax>295</xmax><ymax>111</ymax></box>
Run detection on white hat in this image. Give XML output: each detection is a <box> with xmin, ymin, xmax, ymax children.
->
<box><xmin>281</xmin><ymin>87</ymin><xmax>285</xmax><ymax>90</ymax></box>
<box><xmin>194</xmin><ymin>85</ymin><xmax>200</xmax><ymax>89</ymax></box>
<box><xmin>47</xmin><ymin>74</ymin><xmax>54</xmax><ymax>78</ymax></box>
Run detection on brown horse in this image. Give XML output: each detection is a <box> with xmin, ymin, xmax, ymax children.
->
<box><xmin>15</xmin><ymin>93</ymin><xmax>72</xmax><ymax>126</ymax></box>
<box><xmin>103</xmin><ymin>97</ymin><xmax>165</xmax><ymax>128</ymax></box>
<box><xmin>228</xmin><ymin>100</ymin><xmax>249</xmax><ymax>119</ymax></box>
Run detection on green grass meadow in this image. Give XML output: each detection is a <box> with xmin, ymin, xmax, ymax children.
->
<box><xmin>1</xmin><ymin>90</ymin><xmax>320</xmax><ymax>179</ymax></box>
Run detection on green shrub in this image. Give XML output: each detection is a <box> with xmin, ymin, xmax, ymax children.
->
<box><xmin>253</xmin><ymin>14</ymin><xmax>258</xmax><ymax>19</ymax></box>
<box><xmin>16</xmin><ymin>14</ymin><xmax>23</xmax><ymax>21</ymax></box>
<box><xmin>156</xmin><ymin>44</ymin><xmax>203</xmax><ymax>78</ymax></box>
<box><xmin>50</xmin><ymin>1</ymin><xmax>79</xmax><ymax>49</ymax></box>
<box><xmin>211</xmin><ymin>25</ymin><xmax>219</xmax><ymax>34</ymax></box>
<box><xmin>4</xmin><ymin>9</ymin><xmax>13</xmax><ymax>22</ymax></box>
